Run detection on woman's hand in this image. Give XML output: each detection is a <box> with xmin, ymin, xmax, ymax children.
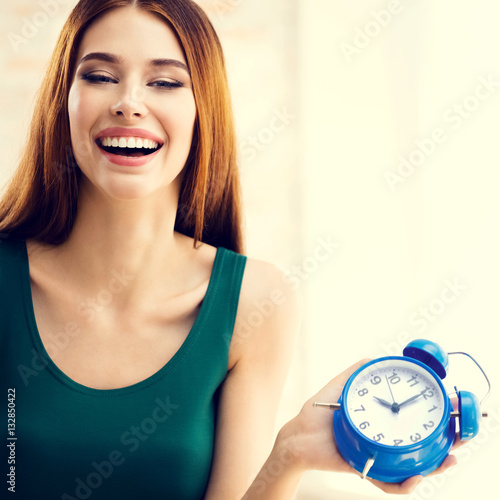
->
<box><xmin>276</xmin><ymin>359</ymin><xmax>460</xmax><ymax>495</ymax></box>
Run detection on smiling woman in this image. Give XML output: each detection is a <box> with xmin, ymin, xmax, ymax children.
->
<box><xmin>0</xmin><ymin>1</ymin><xmax>462</xmax><ymax>499</ymax></box>
<box><xmin>0</xmin><ymin>0</ymin><xmax>239</xmax><ymax>250</ymax></box>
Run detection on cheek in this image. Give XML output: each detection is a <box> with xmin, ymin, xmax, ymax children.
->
<box><xmin>67</xmin><ymin>85</ymin><xmax>101</xmax><ymax>162</ymax></box>
<box><xmin>160</xmin><ymin>95</ymin><xmax>197</xmax><ymax>142</ymax></box>
<box><xmin>68</xmin><ymin>85</ymin><xmax>87</xmax><ymax>137</ymax></box>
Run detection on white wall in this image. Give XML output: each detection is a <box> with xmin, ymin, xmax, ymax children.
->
<box><xmin>296</xmin><ymin>0</ymin><xmax>500</xmax><ymax>498</ymax></box>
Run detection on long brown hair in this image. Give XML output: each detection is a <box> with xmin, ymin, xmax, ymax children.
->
<box><xmin>0</xmin><ymin>0</ymin><xmax>243</xmax><ymax>253</ymax></box>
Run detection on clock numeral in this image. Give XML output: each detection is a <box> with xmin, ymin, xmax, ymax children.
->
<box><xmin>359</xmin><ymin>421</ymin><xmax>370</xmax><ymax>430</ymax></box>
<box><xmin>388</xmin><ymin>371</ymin><xmax>401</xmax><ymax>385</ymax></box>
<box><xmin>373</xmin><ymin>433</ymin><xmax>384</xmax><ymax>442</ymax></box>
<box><xmin>407</xmin><ymin>375</ymin><xmax>420</xmax><ymax>387</ymax></box>
<box><xmin>423</xmin><ymin>421</ymin><xmax>435</xmax><ymax>431</ymax></box>
<box><xmin>354</xmin><ymin>405</ymin><xmax>365</xmax><ymax>412</ymax></box>
<box><xmin>428</xmin><ymin>405</ymin><xmax>438</xmax><ymax>413</ymax></box>
<box><xmin>410</xmin><ymin>433</ymin><xmax>422</xmax><ymax>442</ymax></box>
<box><xmin>358</xmin><ymin>388</ymin><xmax>369</xmax><ymax>397</ymax></box>
<box><xmin>420</xmin><ymin>387</ymin><xmax>434</xmax><ymax>400</ymax></box>
<box><xmin>393</xmin><ymin>439</ymin><xmax>404</xmax><ymax>446</ymax></box>
<box><xmin>371</xmin><ymin>376</ymin><xmax>382</xmax><ymax>385</ymax></box>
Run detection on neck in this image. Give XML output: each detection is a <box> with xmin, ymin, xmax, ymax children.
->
<box><xmin>57</xmin><ymin>180</ymin><xmax>187</xmax><ymax>306</ymax></box>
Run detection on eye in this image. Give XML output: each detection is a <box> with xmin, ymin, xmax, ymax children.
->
<box><xmin>81</xmin><ymin>73</ymin><xmax>117</xmax><ymax>84</ymax></box>
<box><xmin>149</xmin><ymin>80</ymin><xmax>184</xmax><ymax>90</ymax></box>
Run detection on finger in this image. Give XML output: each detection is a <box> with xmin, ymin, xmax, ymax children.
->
<box><xmin>451</xmin><ymin>435</ymin><xmax>469</xmax><ymax>450</ymax></box>
<box><xmin>426</xmin><ymin>453</ymin><xmax>458</xmax><ymax>477</ymax></box>
<box><xmin>367</xmin><ymin>475</ymin><xmax>423</xmax><ymax>495</ymax></box>
<box><xmin>368</xmin><ymin>455</ymin><xmax>458</xmax><ymax>494</ymax></box>
<box><xmin>368</xmin><ymin>453</ymin><xmax>459</xmax><ymax>493</ymax></box>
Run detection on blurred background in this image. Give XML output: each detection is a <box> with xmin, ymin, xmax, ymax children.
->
<box><xmin>1</xmin><ymin>0</ymin><xmax>499</xmax><ymax>498</ymax></box>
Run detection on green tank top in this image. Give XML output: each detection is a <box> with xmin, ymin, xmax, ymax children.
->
<box><xmin>0</xmin><ymin>238</ymin><xmax>246</xmax><ymax>499</ymax></box>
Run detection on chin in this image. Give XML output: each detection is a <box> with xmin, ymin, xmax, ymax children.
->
<box><xmin>78</xmin><ymin>159</ymin><xmax>184</xmax><ymax>204</ymax></box>
<box><xmin>101</xmin><ymin>180</ymin><xmax>164</xmax><ymax>202</ymax></box>
<box><xmin>91</xmin><ymin>173</ymin><xmax>182</xmax><ymax>205</ymax></box>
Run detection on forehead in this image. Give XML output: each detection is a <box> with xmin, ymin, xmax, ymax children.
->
<box><xmin>77</xmin><ymin>7</ymin><xmax>186</xmax><ymax>63</ymax></box>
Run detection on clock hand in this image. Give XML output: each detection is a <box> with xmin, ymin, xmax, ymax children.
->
<box><xmin>373</xmin><ymin>396</ymin><xmax>393</xmax><ymax>408</ymax></box>
<box><xmin>398</xmin><ymin>393</ymin><xmax>422</xmax><ymax>408</ymax></box>
<box><xmin>373</xmin><ymin>396</ymin><xmax>400</xmax><ymax>414</ymax></box>
<box><xmin>385</xmin><ymin>375</ymin><xmax>397</xmax><ymax>404</ymax></box>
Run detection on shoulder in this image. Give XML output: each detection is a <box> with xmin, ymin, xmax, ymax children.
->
<box><xmin>229</xmin><ymin>256</ymin><xmax>302</xmax><ymax>368</ymax></box>
<box><xmin>0</xmin><ymin>237</ymin><xmax>27</xmax><ymax>268</ymax></box>
<box><xmin>0</xmin><ymin>236</ymin><xmax>25</xmax><ymax>253</ymax></box>
<box><xmin>239</xmin><ymin>258</ymin><xmax>298</xmax><ymax>316</ymax></box>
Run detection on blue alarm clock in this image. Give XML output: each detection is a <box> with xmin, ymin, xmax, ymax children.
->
<box><xmin>314</xmin><ymin>339</ymin><xmax>490</xmax><ymax>483</ymax></box>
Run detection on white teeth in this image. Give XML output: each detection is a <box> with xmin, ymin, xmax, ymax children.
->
<box><xmin>99</xmin><ymin>137</ymin><xmax>160</xmax><ymax>149</ymax></box>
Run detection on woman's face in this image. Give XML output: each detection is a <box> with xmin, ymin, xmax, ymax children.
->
<box><xmin>68</xmin><ymin>7</ymin><xmax>196</xmax><ymax>201</ymax></box>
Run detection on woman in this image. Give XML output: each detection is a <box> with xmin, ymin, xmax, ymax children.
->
<box><xmin>0</xmin><ymin>1</ymin><xmax>459</xmax><ymax>498</ymax></box>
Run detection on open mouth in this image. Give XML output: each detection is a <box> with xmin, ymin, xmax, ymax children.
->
<box><xmin>96</xmin><ymin>137</ymin><xmax>163</xmax><ymax>158</ymax></box>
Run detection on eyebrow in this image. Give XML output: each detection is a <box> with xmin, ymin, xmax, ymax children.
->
<box><xmin>78</xmin><ymin>52</ymin><xmax>190</xmax><ymax>74</ymax></box>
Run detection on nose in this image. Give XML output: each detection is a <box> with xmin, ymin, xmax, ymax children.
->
<box><xmin>110</xmin><ymin>85</ymin><xmax>147</xmax><ymax>120</ymax></box>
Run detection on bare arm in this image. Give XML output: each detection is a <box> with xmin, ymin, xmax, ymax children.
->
<box><xmin>203</xmin><ymin>259</ymin><xmax>301</xmax><ymax>500</ymax></box>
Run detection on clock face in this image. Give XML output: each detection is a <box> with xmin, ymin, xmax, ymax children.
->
<box><xmin>345</xmin><ymin>358</ymin><xmax>446</xmax><ymax>447</ymax></box>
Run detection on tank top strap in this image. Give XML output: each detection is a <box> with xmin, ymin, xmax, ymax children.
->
<box><xmin>0</xmin><ymin>238</ymin><xmax>35</xmax><ymax>385</ymax></box>
<box><xmin>185</xmin><ymin>247</ymin><xmax>247</xmax><ymax>370</ymax></box>
<box><xmin>0</xmin><ymin>237</ymin><xmax>29</xmax><ymax>318</ymax></box>
<box><xmin>209</xmin><ymin>246</ymin><xmax>247</xmax><ymax>341</ymax></box>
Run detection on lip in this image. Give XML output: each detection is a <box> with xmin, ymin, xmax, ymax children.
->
<box><xmin>98</xmin><ymin>147</ymin><xmax>162</xmax><ymax>167</ymax></box>
<box><xmin>94</xmin><ymin>127</ymin><xmax>164</xmax><ymax>167</ymax></box>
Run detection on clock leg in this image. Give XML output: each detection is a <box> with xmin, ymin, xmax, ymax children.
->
<box><xmin>361</xmin><ymin>457</ymin><xmax>376</xmax><ymax>479</ymax></box>
<box><xmin>312</xmin><ymin>402</ymin><xmax>341</xmax><ymax>410</ymax></box>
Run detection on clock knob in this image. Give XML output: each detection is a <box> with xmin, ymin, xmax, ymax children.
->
<box><xmin>403</xmin><ymin>339</ymin><xmax>449</xmax><ymax>379</ymax></box>
<box><xmin>458</xmin><ymin>390</ymin><xmax>481</xmax><ymax>440</ymax></box>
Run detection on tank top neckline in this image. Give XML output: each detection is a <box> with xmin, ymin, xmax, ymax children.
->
<box><xmin>19</xmin><ymin>241</ymin><xmax>224</xmax><ymax>397</ymax></box>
